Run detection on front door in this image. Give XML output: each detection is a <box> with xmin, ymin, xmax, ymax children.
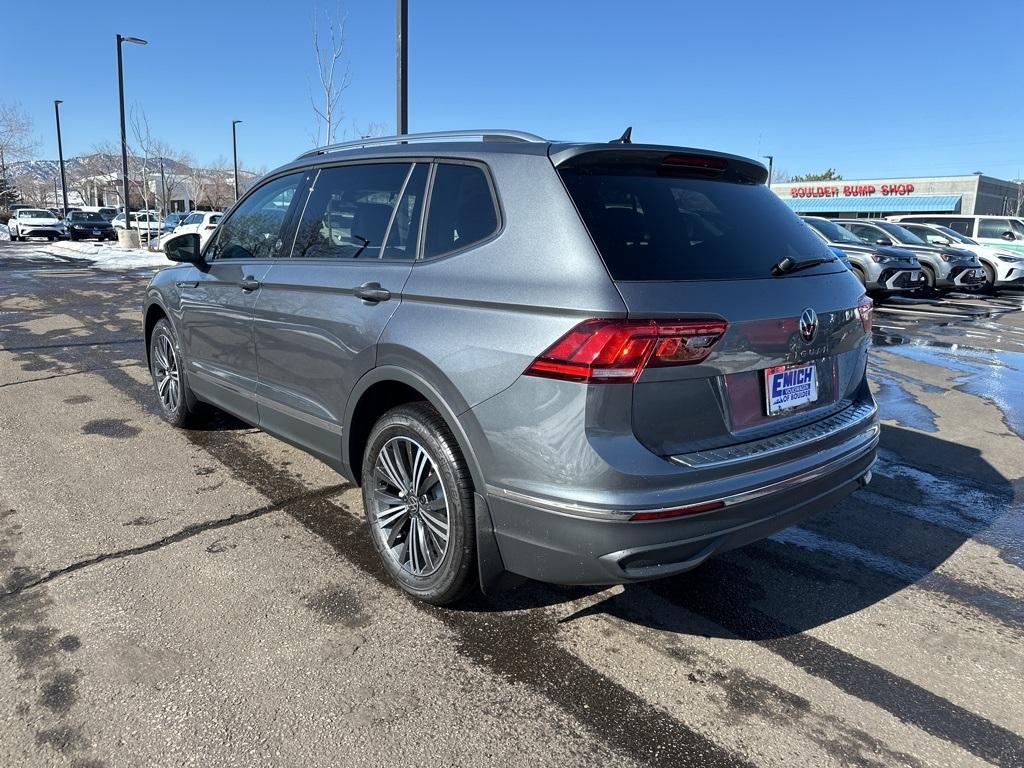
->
<box><xmin>253</xmin><ymin>162</ymin><xmax>428</xmax><ymax>461</ymax></box>
<box><xmin>178</xmin><ymin>171</ymin><xmax>307</xmax><ymax>422</ymax></box>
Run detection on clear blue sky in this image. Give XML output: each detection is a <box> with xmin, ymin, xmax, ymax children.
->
<box><xmin>4</xmin><ymin>0</ymin><xmax>1022</xmax><ymax>180</ymax></box>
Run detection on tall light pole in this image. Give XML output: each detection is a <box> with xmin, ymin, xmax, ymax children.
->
<box><xmin>763</xmin><ymin>154</ymin><xmax>774</xmax><ymax>189</ymax></box>
<box><xmin>231</xmin><ymin>119</ymin><xmax>242</xmax><ymax>201</ymax></box>
<box><xmin>396</xmin><ymin>0</ymin><xmax>408</xmax><ymax>135</ymax></box>
<box><xmin>116</xmin><ymin>34</ymin><xmax>147</xmax><ymax>231</ymax></box>
<box><xmin>54</xmin><ymin>100</ymin><xmax>69</xmax><ymax>216</ymax></box>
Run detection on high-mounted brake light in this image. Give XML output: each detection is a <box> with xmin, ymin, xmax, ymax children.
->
<box><xmin>661</xmin><ymin>154</ymin><xmax>728</xmax><ymax>171</ymax></box>
<box><xmin>857</xmin><ymin>296</ymin><xmax>873</xmax><ymax>333</ymax></box>
<box><xmin>524</xmin><ymin>319</ymin><xmax>728</xmax><ymax>384</ymax></box>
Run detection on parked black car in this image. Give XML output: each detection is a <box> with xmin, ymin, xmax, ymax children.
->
<box><xmin>64</xmin><ymin>211</ymin><xmax>116</xmax><ymax>241</ymax></box>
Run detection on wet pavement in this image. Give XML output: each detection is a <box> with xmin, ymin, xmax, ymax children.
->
<box><xmin>1</xmin><ymin>238</ymin><xmax>1022</xmax><ymax>767</ymax></box>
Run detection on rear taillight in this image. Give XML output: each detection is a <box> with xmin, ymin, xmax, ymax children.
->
<box><xmin>857</xmin><ymin>296</ymin><xmax>873</xmax><ymax>333</ymax></box>
<box><xmin>524</xmin><ymin>318</ymin><xmax>727</xmax><ymax>384</ymax></box>
<box><xmin>204</xmin><ymin>224</ymin><xmax>217</xmax><ymax>230</ymax></box>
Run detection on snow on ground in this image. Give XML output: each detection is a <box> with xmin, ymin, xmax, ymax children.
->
<box><xmin>44</xmin><ymin>239</ymin><xmax>169</xmax><ymax>270</ymax></box>
<box><xmin>0</xmin><ymin>224</ymin><xmax>9</xmax><ymax>240</ymax></box>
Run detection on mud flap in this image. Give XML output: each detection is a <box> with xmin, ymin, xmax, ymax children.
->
<box><xmin>474</xmin><ymin>491</ymin><xmax>524</xmax><ymax>595</ymax></box>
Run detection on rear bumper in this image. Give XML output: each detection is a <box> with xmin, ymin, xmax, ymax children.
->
<box><xmin>485</xmin><ymin>418</ymin><xmax>878</xmax><ymax>585</ymax></box>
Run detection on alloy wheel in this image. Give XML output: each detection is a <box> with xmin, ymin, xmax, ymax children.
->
<box><xmin>369</xmin><ymin>436</ymin><xmax>451</xmax><ymax>577</ymax></box>
<box><xmin>153</xmin><ymin>334</ymin><xmax>181</xmax><ymax>413</ymax></box>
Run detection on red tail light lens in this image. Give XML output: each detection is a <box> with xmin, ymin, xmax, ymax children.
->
<box><xmin>204</xmin><ymin>224</ymin><xmax>217</xmax><ymax>230</ymax></box>
<box><xmin>630</xmin><ymin>500</ymin><xmax>725</xmax><ymax>521</ymax></box>
<box><xmin>857</xmin><ymin>296</ymin><xmax>873</xmax><ymax>333</ymax></box>
<box><xmin>524</xmin><ymin>319</ymin><xmax>728</xmax><ymax>383</ymax></box>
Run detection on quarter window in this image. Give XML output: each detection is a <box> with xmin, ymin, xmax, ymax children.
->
<box><xmin>209</xmin><ymin>173</ymin><xmax>303</xmax><ymax>260</ymax></box>
<box><xmin>978</xmin><ymin>218</ymin><xmax>1012</xmax><ymax>239</ymax></box>
<box><xmin>424</xmin><ymin>163</ymin><xmax>498</xmax><ymax>259</ymax></box>
<box><xmin>291</xmin><ymin>163</ymin><xmax>411</xmax><ymax>259</ymax></box>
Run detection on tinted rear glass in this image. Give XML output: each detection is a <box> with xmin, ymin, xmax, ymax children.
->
<box><xmin>560</xmin><ymin>170</ymin><xmax>834</xmax><ymax>280</ymax></box>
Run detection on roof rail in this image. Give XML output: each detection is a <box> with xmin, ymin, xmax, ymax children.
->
<box><xmin>295</xmin><ymin>129</ymin><xmax>547</xmax><ymax>160</ymax></box>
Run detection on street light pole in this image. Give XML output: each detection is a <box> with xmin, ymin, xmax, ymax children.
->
<box><xmin>763</xmin><ymin>155</ymin><xmax>774</xmax><ymax>189</ymax></box>
<box><xmin>116</xmin><ymin>34</ymin><xmax>147</xmax><ymax>233</ymax></box>
<box><xmin>396</xmin><ymin>0</ymin><xmax>408</xmax><ymax>135</ymax></box>
<box><xmin>159</xmin><ymin>156</ymin><xmax>167</xmax><ymax>218</ymax></box>
<box><xmin>54</xmin><ymin>100</ymin><xmax>69</xmax><ymax>216</ymax></box>
<box><xmin>231</xmin><ymin>119</ymin><xmax>242</xmax><ymax>201</ymax></box>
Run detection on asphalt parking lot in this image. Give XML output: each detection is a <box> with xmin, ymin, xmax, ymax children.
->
<box><xmin>1</xmin><ymin>238</ymin><xmax>1022</xmax><ymax>767</ymax></box>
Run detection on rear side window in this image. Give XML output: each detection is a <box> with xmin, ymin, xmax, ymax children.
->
<box><xmin>291</xmin><ymin>163</ymin><xmax>411</xmax><ymax>259</ymax></box>
<box><xmin>560</xmin><ymin>169</ymin><xmax>833</xmax><ymax>281</ymax></box>
<box><xmin>424</xmin><ymin>163</ymin><xmax>498</xmax><ymax>259</ymax></box>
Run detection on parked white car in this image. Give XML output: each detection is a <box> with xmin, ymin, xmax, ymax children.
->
<box><xmin>897</xmin><ymin>221</ymin><xmax>1024</xmax><ymax>290</ymax></box>
<box><xmin>112</xmin><ymin>211</ymin><xmax>164</xmax><ymax>240</ymax></box>
<box><xmin>7</xmin><ymin>208</ymin><xmax>66</xmax><ymax>241</ymax></box>
<box><xmin>166</xmin><ymin>210</ymin><xmax>222</xmax><ymax>247</ymax></box>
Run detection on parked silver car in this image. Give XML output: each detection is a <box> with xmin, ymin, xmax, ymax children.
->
<box><xmin>834</xmin><ymin>219</ymin><xmax>985</xmax><ymax>292</ymax></box>
<box><xmin>802</xmin><ymin>216</ymin><xmax>923</xmax><ymax>293</ymax></box>
<box><xmin>143</xmin><ymin>129</ymin><xmax>878</xmax><ymax>604</ymax></box>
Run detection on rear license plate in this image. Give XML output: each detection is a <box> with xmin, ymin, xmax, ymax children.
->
<box><xmin>92</xmin><ymin>230</ymin><xmax>100</xmax><ymax>235</ymax></box>
<box><xmin>765</xmin><ymin>363</ymin><xmax>818</xmax><ymax>415</ymax></box>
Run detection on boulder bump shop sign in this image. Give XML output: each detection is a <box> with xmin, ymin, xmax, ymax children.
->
<box><xmin>789</xmin><ymin>182</ymin><xmax>916</xmax><ymax>198</ymax></box>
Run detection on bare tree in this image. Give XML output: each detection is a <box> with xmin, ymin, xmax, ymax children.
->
<box><xmin>309</xmin><ymin>5</ymin><xmax>352</xmax><ymax>146</ymax></box>
<box><xmin>771</xmin><ymin>168</ymin><xmax>791</xmax><ymax>184</ymax></box>
<box><xmin>129</xmin><ymin>106</ymin><xmax>157</xmax><ymax>211</ymax></box>
<box><xmin>0</xmin><ymin>102</ymin><xmax>37</xmax><ymax>162</ymax></box>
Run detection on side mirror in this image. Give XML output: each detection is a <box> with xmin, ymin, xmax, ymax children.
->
<box><xmin>1002</xmin><ymin>231</ymin><xmax>1016</xmax><ymax>241</ymax></box>
<box><xmin>163</xmin><ymin>232</ymin><xmax>203</xmax><ymax>263</ymax></box>
<box><xmin>932</xmin><ymin>237</ymin><xmax>951</xmax><ymax>245</ymax></box>
<box><xmin>875</xmin><ymin>237</ymin><xmax>893</xmax><ymax>246</ymax></box>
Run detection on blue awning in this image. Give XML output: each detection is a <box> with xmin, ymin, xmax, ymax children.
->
<box><xmin>781</xmin><ymin>195</ymin><xmax>961</xmax><ymax>213</ymax></box>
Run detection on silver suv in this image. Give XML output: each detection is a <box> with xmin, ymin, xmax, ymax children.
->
<box><xmin>144</xmin><ymin>129</ymin><xmax>878</xmax><ymax>604</ymax></box>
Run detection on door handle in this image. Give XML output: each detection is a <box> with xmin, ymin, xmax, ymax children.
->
<box><xmin>354</xmin><ymin>282</ymin><xmax>391</xmax><ymax>303</ymax></box>
<box><xmin>239</xmin><ymin>276</ymin><xmax>262</xmax><ymax>292</ymax></box>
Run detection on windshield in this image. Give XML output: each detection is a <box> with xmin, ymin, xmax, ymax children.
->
<box><xmin>876</xmin><ymin>221</ymin><xmax>926</xmax><ymax>245</ymax></box>
<box><xmin>20</xmin><ymin>209</ymin><xmax>52</xmax><ymax>218</ymax></box>
<box><xmin>70</xmin><ymin>212</ymin><xmax>104</xmax><ymax>222</ymax></box>
<box><xmin>931</xmin><ymin>224</ymin><xmax>976</xmax><ymax>245</ymax></box>
<box><xmin>806</xmin><ymin>218</ymin><xmax>862</xmax><ymax>245</ymax></box>
<box><xmin>560</xmin><ymin>170</ymin><xmax>834</xmax><ymax>280</ymax></box>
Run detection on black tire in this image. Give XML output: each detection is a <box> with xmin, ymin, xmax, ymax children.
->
<box><xmin>149</xmin><ymin>318</ymin><xmax>206</xmax><ymax>428</ymax></box>
<box><xmin>921</xmin><ymin>265</ymin><xmax>937</xmax><ymax>294</ymax></box>
<box><xmin>850</xmin><ymin>266</ymin><xmax>867</xmax><ymax>288</ymax></box>
<box><xmin>361</xmin><ymin>402</ymin><xmax>476</xmax><ymax>605</ymax></box>
<box><xmin>982</xmin><ymin>264</ymin><xmax>997</xmax><ymax>294</ymax></box>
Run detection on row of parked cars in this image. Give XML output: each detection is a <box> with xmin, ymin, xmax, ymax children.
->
<box><xmin>5</xmin><ymin>204</ymin><xmax>223</xmax><ymax>246</ymax></box>
<box><xmin>803</xmin><ymin>214</ymin><xmax>1024</xmax><ymax>295</ymax></box>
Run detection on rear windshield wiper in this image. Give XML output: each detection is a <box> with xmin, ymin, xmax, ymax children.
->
<box><xmin>771</xmin><ymin>255</ymin><xmax>836</xmax><ymax>277</ymax></box>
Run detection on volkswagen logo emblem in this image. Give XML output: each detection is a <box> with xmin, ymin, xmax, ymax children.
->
<box><xmin>799</xmin><ymin>308</ymin><xmax>818</xmax><ymax>343</ymax></box>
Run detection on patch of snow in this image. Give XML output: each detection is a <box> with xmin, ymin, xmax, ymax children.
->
<box><xmin>44</xmin><ymin>240</ymin><xmax>170</xmax><ymax>271</ymax></box>
<box><xmin>0</xmin><ymin>223</ymin><xmax>8</xmax><ymax>240</ymax></box>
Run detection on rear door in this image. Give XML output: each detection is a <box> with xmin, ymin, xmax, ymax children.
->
<box><xmin>557</xmin><ymin>151</ymin><xmax>867</xmax><ymax>457</ymax></box>
<box><xmin>252</xmin><ymin>161</ymin><xmax>427</xmax><ymax>460</ymax></box>
<box><xmin>177</xmin><ymin>172</ymin><xmax>306</xmax><ymax>423</ymax></box>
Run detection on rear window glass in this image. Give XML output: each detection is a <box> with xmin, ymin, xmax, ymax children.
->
<box><xmin>560</xmin><ymin>169</ymin><xmax>834</xmax><ymax>281</ymax></box>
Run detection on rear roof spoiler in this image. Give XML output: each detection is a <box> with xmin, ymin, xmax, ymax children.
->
<box><xmin>548</xmin><ymin>143</ymin><xmax>769</xmax><ymax>185</ymax></box>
